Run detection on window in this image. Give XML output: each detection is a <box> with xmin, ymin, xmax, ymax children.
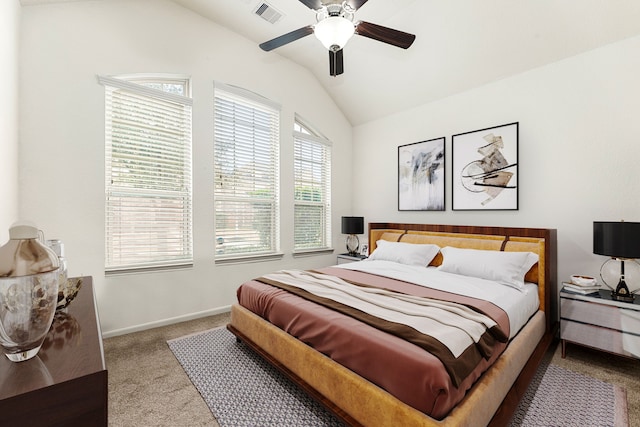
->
<box><xmin>293</xmin><ymin>117</ymin><xmax>332</xmax><ymax>252</ymax></box>
<box><xmin>213</xmin><ymin>83</ymin><xmax>280</xmax><ymax>260</ymax></box>
<box><xmin>99</xmin><ymin>74</ymin><xmax>193</xmax><ymax>272</ymax></box>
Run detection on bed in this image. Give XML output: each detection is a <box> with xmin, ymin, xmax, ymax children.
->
<box><xmin>227</xmin><ymin>223</ymin><xmax>557</xmax><ymax>426</ymax></box>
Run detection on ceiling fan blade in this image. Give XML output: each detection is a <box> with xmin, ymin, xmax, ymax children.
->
<box><xmin>355</xmin><ymin>21</ymin><xmax>416</xmax><ymax>49</ymax></box>
<box><xmin>345</xmin><ymin>0</ymin><xmax>369</xmax><ymax>11</ymax></box>
<box><xmin>259</xmin><ymin>26</ymin><xmax>314</xmax><ymax>51</ymax></box>
<box><xmin>329</xmin><ymin>49</ymin><xmax>344</xmax><ymax>76</ymax></box>
<box><xmin>297</xmin><ymin>0</ymin><xmax>323</xmax><ymax>10</ymax></box>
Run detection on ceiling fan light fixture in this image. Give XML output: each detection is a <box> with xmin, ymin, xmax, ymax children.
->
<box><xmin>259</xmin><ymin>1</ymin><xmax>416</xmax><ymax>76</ymax></box>
<box><xmin>314</xmin><ymin>16</ymin><xmax>355</xmax><ymax>51</ymax></box>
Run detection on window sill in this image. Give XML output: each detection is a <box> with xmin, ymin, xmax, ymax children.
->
<box><xmin>105</xmin><ymin>262</ymin><xmax>193</xmax><ymax>276</ymax></box>
<box><xmin>215</xmin><ymin>252</ymin><xmax>284</xmax><ymax>265</ymax></box>
<box><xmin>292</xmin><ymin>248</ymin><xmax>334</xmax><ymax>258</ymax></box>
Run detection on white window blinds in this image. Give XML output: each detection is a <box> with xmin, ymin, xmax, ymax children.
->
<box><xmin>293</xmin><ymin>119</ymin><xmax>332</xmax><ymax>251</ymax></box>
<box><xmin>99</xmin><ymin>75</ymin><xmax>193</xmax><ymax>272</ymax></box>
<box><xmin>214</xmin><ymin>83</ymin><xmax>280</xmax><ymax>258</ymax></box>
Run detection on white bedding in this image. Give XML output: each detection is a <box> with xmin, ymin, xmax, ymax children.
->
<box><xmin>262</xmin><ymin>269</ymin><xmax>502</xmax><ymax>357</ymax></box>
<box><xmin>336</xmin><ymin>259</ymin><xmax>539</xmax><ymax>339</ymax></box>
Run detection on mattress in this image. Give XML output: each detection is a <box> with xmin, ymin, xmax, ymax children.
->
<box><xmin>236</xmin><ymin>261</ymin><xmax>539</xmax><ymax>420</ymax></box>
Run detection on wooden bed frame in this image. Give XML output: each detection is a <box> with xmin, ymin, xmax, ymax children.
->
<box><xmin>228</xmin><ymin>223</ymin><xmax>557</xmax><ymax>426</ymax></box>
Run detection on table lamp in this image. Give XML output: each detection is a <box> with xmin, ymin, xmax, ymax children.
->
<box><xmin>593</xmin><ymin>221</ymin><xmax>640</xmax><ymax>302</ymax></box>
<box><xmin>341</xmin><ymin>216</ymin><xmax>364</xmax><ymax>256</ymax></box>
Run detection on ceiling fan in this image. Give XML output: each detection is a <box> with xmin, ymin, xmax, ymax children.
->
<box><xmin>259</xmin><ymin>0</ymin><xmax>416</xmax><ymax>76</ymax></box>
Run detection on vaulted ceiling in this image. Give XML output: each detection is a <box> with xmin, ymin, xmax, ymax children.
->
<box><xmin>172</xmin><ymin>0</ymin><xmax>640</xmax><ymax>125</ymax></box>
<box><xmin>21</xmin><ymin>0</ymin><xmax>640</xmax><ymax>125</ymax></box>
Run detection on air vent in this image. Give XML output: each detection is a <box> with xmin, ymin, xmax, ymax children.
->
<box><xmin>254</xmin><ymin>2</ymin><xmax>284</xmax><ymax>24</ymax></box>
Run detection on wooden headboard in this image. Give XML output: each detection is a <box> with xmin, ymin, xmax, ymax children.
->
<box><xmin>368</xmin><ymin>223</ymin><xmax>557</xmax><ymax>331</ymax></box>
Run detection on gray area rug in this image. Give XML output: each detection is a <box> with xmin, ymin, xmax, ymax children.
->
<box><xmin>168</xmin><ymin>327</ymin><xmax>344</xmax><ymax>426</ymax></box>
<box><xmin>168</xmin><ymin>327</ymin><xmax>628</xmax><ymax>427</ymax></box>
<box><xmin>510</xmin><ymin>363</ymin><xmax>628</xmax><ymax>427</ymax></box>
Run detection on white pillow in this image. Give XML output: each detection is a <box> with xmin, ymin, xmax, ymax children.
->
<box><xmin>368</xmin><ymin>240</ymin><xmax>440</xmax><ymax>267</ymax></box>
<box><xmin>437</xmin><ymin>246</ymin><xmax>539</xmax><ymax>290</ymax></box>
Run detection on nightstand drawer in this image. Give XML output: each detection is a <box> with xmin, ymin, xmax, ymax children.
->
<box><xmin>560</xmin><ymin>319</ymin><xmax>640</xmax><ymax>358</ymax></box>
<box><xmin>561</xmin><ymin>296</ymin><xmax>624</xmax><ymax>330</ymax></box>
<box><xmin>621</xmin><ymin>307</ymin><xmax>640</xmax><ymax>333</ymax></box>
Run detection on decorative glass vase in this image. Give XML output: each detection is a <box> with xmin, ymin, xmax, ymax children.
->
<box><xmin>46</xmin><ymin>239</ymin><xmax>73</xmax><ymax>310</ymax></box>
<box><xmin>0</xmin><ymin>223</ymin><xmax>60</xmax><ymax>362</ymax></box>
<box><xmin>0</xmin><ymin>270</ymin><xmax>59</xmax><ymax>361</ymax></box>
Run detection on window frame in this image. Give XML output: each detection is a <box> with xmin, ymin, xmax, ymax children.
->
<box><xmin>292</xmin><ymin>116</ymin><xmax>333</xmax><ymax>255</ymax></box>
<box><xmin>99</xmin><ymin>74</ymin><xmax>193</xmax><ymax>274</ymax></box>
<box><xmin>213</xmin><ymin>82</ymin><xmax>282</xmax><ymax>263</ymax></box>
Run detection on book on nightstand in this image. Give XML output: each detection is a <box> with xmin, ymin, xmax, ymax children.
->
<box><xmin>562</xmin><ymin>282</ymin><xmax>601</xmax><ymax>295</ymax></box>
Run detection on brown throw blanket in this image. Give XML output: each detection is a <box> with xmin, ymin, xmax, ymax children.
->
<box><xmin>257</xmin><ymin>269</ymin><xmax>507</xmax><ymax>387</ymax></box>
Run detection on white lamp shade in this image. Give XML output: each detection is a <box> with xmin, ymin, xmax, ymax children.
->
<box><xmin>314</xmin><ymin>16</ymin><xmax>355</xmax><ymax>51</ymax></box>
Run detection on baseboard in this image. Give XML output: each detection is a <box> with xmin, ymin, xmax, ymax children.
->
<box><xmin>101</xmin><ymin>305</ymin><xmax>232</xmax><ymax>338</ymax></box>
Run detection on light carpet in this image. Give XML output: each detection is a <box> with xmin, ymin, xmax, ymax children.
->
<box><xmin>168</xmin><ymin>327</ymin><xmax>628</xmax><ymax>427</ymax></box>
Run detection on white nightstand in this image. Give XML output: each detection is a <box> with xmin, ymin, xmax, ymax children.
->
<box><xmin>337</xmin><ymin>253</ymin><xmax>367</xmax><ymax>265</ymax></box>
<box><xmin>560</xmin><ymin>287</ymin><xmax>640</xmax><ymax>359</ymax></box>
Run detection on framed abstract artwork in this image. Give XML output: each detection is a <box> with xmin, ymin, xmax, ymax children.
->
<box><xmin>452</xmin><ymin>122</ymin><xmax>518</xmax><ymax>211</ymax></box>
<box><xmin>398</xmin><ymin>137</ymin><xmax>445</xmax><ymax>211</ymax></box>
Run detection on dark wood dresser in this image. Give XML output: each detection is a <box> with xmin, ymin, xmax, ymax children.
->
<box><xmin>0</xmin><ymin>277</ymin><xmax>107</xmax><ymax>426</ymax></box>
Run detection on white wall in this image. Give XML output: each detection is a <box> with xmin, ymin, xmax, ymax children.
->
<box><xmin>0</xmin><ymin>0</ymin><xmax>20</xmax><ymax>243</ymax></box>
<box><xmin>19</xmin><ymin>0</ymin><xmax>352</xmax><ymax>336</ymax></box>
<box><xmin>353</xmin><ymin>35</ymin><xmax>640</xmax><ymax>319</ymax></box>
